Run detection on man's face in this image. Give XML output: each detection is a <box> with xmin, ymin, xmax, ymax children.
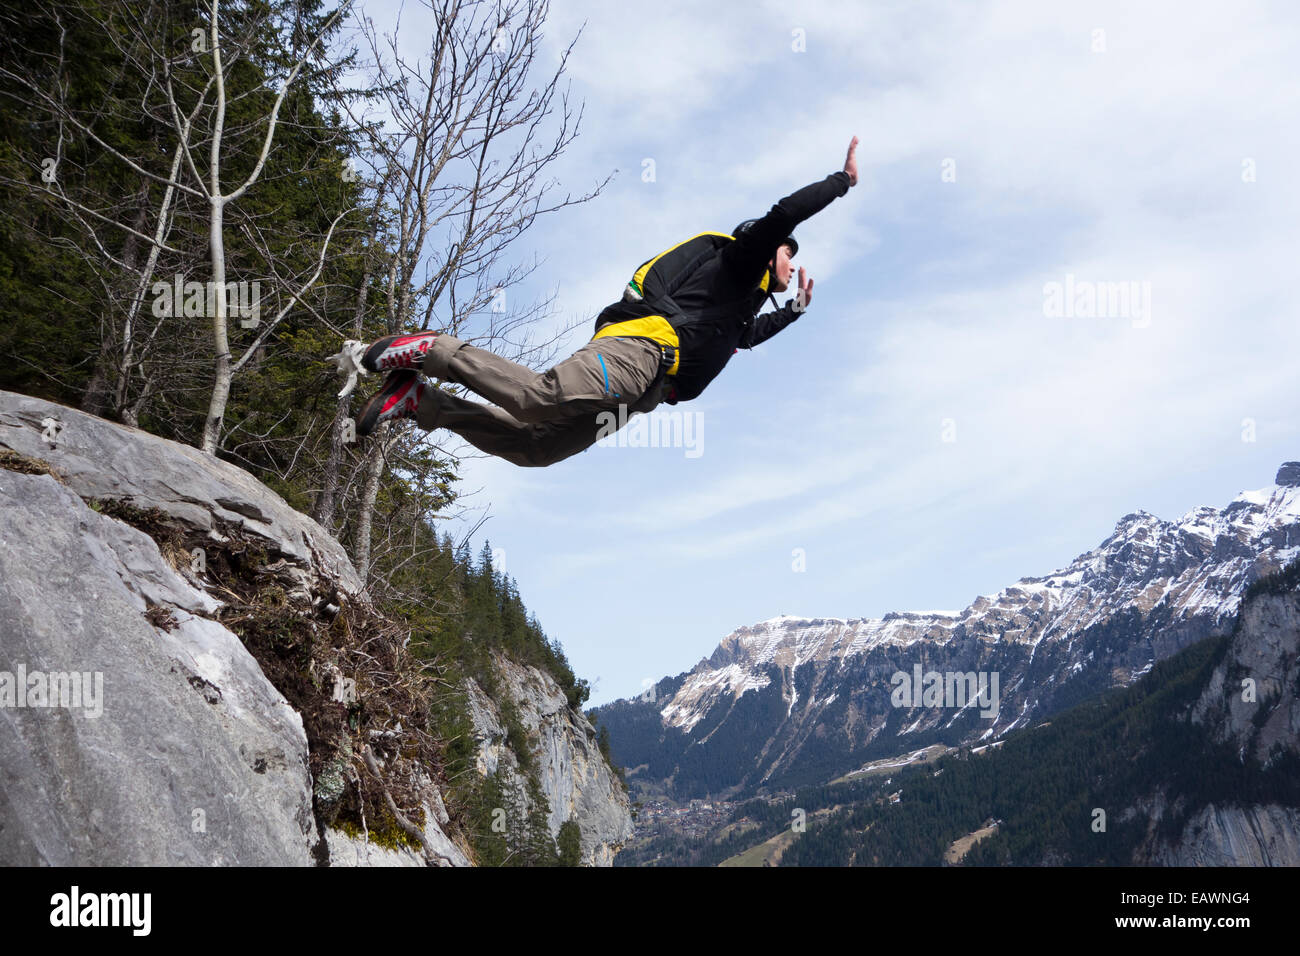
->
<box><xmin>768</xmin><ymin>243</ymin><xmax>795</xmax><ymax>293</ymax></box>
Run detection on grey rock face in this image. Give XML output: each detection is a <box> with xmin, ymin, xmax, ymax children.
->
<box><xmin>1277</xmin><ymin>462</ymin><xmax>1300</xmax><ymax>488</ymax></box>
<box><xmin>465</xmin><ymin>650</ymin><xmax>634</xmax><ymax>866</ymax></box>
<box><xmin>0</xmin><ymin>469</ymin><xmax>315</xmax><ymax>864</ymax></box>
<box><xmin>0</xmin><ymin>390</ymin><xmax>363</xmax><ymax>603</ymax></box>
<box><xmin>0</xmin><ymin>390</ymin><xmax>468</xmax><ymax>866</ymax></box>
<box><xmin>1119</xmin><ymin>569</ymin><xmax>1300</xmax><ymax>866</ymax></box>
<box><xmin>1</xmin><ymin>390</ymin><xmax>623</xmax><ymax>867</ymax></box>
<box><xmin>1192</xmin><ymin>586</ymin><xmax>1300</xmax><ymax>765</ymax></box>
<box><xmin>1148</xmin><ymin>804</ymin><xmax>1300</xmax><ymax>866</ymax></box>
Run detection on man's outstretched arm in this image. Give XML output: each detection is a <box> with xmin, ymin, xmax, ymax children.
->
<box><xmin>721</xmin><ymin>136</ymin><xmax>859</xmax><ymax>290</ymax></box>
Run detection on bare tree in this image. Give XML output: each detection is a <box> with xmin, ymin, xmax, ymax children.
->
<box><xmin>186</xmin><ymin>0</ymin><xmax>354</xmax><ymax>452</ymax></box>
<box><xmin>329</xmin><ymin>0</ymin><xmax>611</xmax><ymax>584</ymax></box>
<box><xmin>314</xmin><ymin>177</ymin><xmax>387</xmax><ymax>530</ymax></box>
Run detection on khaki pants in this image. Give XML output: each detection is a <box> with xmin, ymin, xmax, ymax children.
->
<box><xmin>415</xmin><ymin>333</ymin><xmax>668</xmax><ymax>467</ymax></box>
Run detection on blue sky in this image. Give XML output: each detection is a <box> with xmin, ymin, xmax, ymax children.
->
<box><xmin>360</xmin><ymin>0</ymin><xmax>1300</xmax><ymax>707</ymax></box>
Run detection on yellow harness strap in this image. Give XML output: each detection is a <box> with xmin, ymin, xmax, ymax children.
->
<box><xmin>591</xmin><ymin>315</ymin><xmax>680</xmax><ymax>376</ymax></box>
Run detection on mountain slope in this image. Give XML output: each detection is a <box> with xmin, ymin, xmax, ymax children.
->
<box><xmin>792</xmin><ymin>560</ymin><xmax>1300</xmax><ymax>866</ymax></box>
<box><xmin>595</xmin><ymin>463</ymin><xmax>1300</xmax><ymax>800</ymax></box>
<box><xmin>616</xmin><ymin>560</ymin><xmax>1300</xmax><ymax>866</ymax></box>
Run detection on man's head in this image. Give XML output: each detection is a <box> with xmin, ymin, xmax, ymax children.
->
<box><xmin>732</xmin><ymin>219</ymin><xmax>798</xmax><ymax>294</ymax></box>
<box><xmin>768</xmin><ymin>241</ymin><xmax>796</xmax><ymax>294</ymax></box>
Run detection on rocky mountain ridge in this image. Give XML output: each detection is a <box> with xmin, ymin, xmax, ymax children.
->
<box><xmin>598</xmin><ymin>462</ymin><xmax>1300</xmax><ymax>799</ymax></box>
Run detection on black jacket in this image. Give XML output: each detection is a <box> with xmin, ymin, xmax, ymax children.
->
<box><xmin>592</xmin><ymin>170</ymin><xmax>851</xmax><ymax>403</ymax></box>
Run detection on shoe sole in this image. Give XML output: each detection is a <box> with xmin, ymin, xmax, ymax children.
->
<box><xmin>356</xmin><ymin>370</ymin><xmax>418</xmax><ymax>436</ymax></box>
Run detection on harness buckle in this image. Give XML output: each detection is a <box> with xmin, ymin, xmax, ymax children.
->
<box><xmin>656</xmin><ymin>344</ymin><xmax>678</xmax><ymax>404</ymax></box>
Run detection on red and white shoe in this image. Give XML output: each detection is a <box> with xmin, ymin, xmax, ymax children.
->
<box><xmin>362</xmin><ymin>332</ymin><xmax>439</xmax><ymax>373</ymax></box>
<box><xmin>356</xmin><ymin>369</ymin><xmax>423</xmax><ymax>436</ymax></box>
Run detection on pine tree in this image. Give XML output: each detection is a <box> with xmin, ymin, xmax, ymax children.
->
<box><xmin>556</xmin><ymin>819</ymin><xmax>583</xmax><ymax>867</ymax></box>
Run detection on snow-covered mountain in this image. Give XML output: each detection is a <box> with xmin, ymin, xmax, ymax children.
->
<box><xmin>595</xmin><ymin>462</ymin><xmax>1300</xmax><ymax>800</ymax></box>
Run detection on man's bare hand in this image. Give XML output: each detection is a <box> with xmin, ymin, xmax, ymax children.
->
<box><xmin>794</xmin><ymin>266</ymin><xmax>814</xmax><ymax>312</ymax></box>
<box><xmin>843</xmin><ymin>135</ymin><xmax>859</xmax><ymax>186</ymax></box>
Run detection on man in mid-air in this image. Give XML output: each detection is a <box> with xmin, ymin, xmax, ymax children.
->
<box><xmin>350</xmin><ymin>135</ymin><xmax>859</xmax><ymax>467</ymax></box>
